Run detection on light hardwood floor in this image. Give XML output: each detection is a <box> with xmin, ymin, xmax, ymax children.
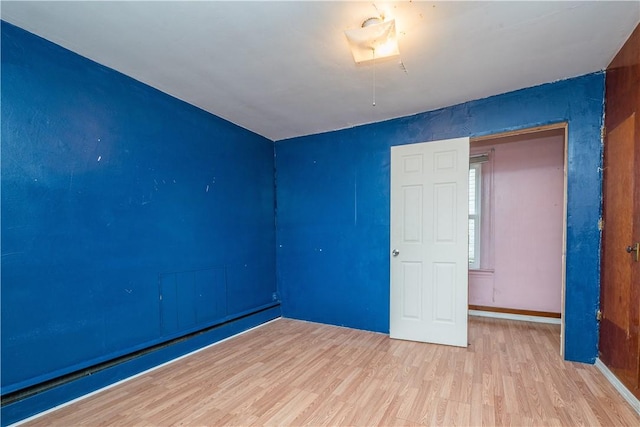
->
<box><xmin>23</xmin><ymin>317</ymin><xmax>640</xmax><ymax>426</ymax></box>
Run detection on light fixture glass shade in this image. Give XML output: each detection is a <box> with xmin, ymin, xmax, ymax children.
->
<box><xmin>345</xmin><ymin>19</ymin><xmax>400</xmax><ymax>63</ymax></box>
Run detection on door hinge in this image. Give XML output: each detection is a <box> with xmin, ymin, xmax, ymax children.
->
<box><xmin>598</xmin><ymin>218</ymin><xmax>604</xmax><ymax>231</ymax></box>
<box><xmin>596</xmin><ymin>310</ymin><xmax>602</xmax><ymax>321</ymax></box>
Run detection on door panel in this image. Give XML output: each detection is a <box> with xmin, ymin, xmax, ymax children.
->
<box><xmin>390</xmin><ymin>137</ymin><xmax>469</xmax><ymax>347</ymax></box>
<box><xmin>599</xmin><ymin>23</ymin><xmax>640</xmax><ymax>399</ymax></box>
<box><xmin>600</xmin><ymin>114</ymin><xmax>639</xmax><ymax>397</ymax></box>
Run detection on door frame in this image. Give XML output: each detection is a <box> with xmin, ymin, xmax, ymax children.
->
<box><xmin>471</xmin><ymin>122</ymin><xmax>568</xmax><ymax>356</ymax></box>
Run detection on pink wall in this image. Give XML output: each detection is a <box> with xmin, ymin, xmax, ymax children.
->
<box><xmin>469</xmin><ymin>131</ymin><xmax>564</xmax><ymax>313</ymax></box>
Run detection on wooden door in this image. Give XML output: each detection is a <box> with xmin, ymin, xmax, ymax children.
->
<box><xmin>599</xmin><ymin>23</ymin><xmax>640</xmax><ymax>400</ymax></box>
<box><xmin>390</xmin><ymin>137</ymin><xmax>469</xmax><ymax>347</ymax></box>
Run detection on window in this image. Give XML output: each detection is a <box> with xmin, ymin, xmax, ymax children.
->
<box><xmin>468</xmin><ymin>163</ymin><xmax>481</xmax><ymax>268</ymax></box>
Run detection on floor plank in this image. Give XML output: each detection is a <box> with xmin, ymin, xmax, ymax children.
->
<box><xmin>22</xmin><ymin>317</ymin><xmax>640</xmax><ymax>426</ymax></box>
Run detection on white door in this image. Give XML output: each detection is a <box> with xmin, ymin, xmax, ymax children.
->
<box><xmin>390</xmin><ymin>137</ymin><xmax>469</xmax><ymax>347</ymax></box>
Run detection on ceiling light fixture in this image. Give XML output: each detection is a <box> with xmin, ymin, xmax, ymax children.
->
<box><xmin>344</xmin><ymin>17</ymin><xmax>400</xmax><ymax>64</ymax></box>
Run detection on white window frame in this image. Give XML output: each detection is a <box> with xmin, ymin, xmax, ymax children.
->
<box><xmin>469</xmin><ymin>163</ymin><xmax>482</xmax><ymax>269</ymax></box>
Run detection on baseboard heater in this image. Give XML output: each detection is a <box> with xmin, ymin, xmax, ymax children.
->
<box><xmin>1</xmin><ymin>303</ymin><xmax>279</xmax><ymax>407</ymax></box>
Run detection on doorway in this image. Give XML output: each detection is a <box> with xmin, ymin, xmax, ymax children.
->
<box><xmin>469</xmin><ymin>125</ymin><xmax>567</xmax><ymax>354</ymax></box>
<box><xmin>390</xmin><ymin>124</ymin><xmax>568</xmax><ymax>354</ymax></box>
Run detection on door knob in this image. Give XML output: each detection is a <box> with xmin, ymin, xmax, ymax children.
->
<box><xmin>392</xmin><ymin>249</ymin><xmax>400</xmax><ymax>257</ymax></box>
<box><xmin>626</xmin><ymin>243</ymin><xmax>639</xmax><ymax>262</ymax></box>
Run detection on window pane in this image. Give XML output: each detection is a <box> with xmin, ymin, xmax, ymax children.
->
<box><xmin>468</xmin><ymin>168</ymin><xmax>476</xmax><ymax>215</ymax></box>
<box><xmin>468</xmin><ymin>218</ymin><xmax>475</xmax><ymax>264</ymax></box>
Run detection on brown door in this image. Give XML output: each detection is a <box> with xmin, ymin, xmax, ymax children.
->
<box><xmin>599</xmin><ymin>23</ymin><xmax>640</xmax><ymax>400</ymax></box>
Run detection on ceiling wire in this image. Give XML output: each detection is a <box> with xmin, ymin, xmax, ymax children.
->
<box><xmin>372</xmin><ymin>48</ymin><xmax>376</xmax><ymax>106</ymax></box>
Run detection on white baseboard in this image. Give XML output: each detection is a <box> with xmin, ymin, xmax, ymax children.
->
<box><xmin>595</xmin><ymin>358</ymin><xmax>640</xmax><ymax>415</ymax></box>
<box><xmin>469</xmin><ymin>309</ymin><xmax>561</xmax><ymax>325</ymax></box>
<box><xmin>9</xmin><ymin>317</ymin><xmax>282</xmax><ymax>427</ymax></box>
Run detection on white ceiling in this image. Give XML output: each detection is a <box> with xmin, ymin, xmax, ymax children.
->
<box><xmin>2</xmin><ymin>1</ymin><xmax>639</xmax><ymax>141</ymax></box>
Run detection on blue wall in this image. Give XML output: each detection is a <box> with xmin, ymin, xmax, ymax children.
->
<box><xmin>276</xmin><ymin>73</ymin><xmax>605</xmax><ymax>364</ymax></box>
<box><xmin>1</xmin><ymin>17</ymin><xmax>606</xmax><ymax>424</ymax></box>
<box><xmin>1</xmin><ymin>20</ymin><xmax>277</xmax><ymax>399</ymax></box>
